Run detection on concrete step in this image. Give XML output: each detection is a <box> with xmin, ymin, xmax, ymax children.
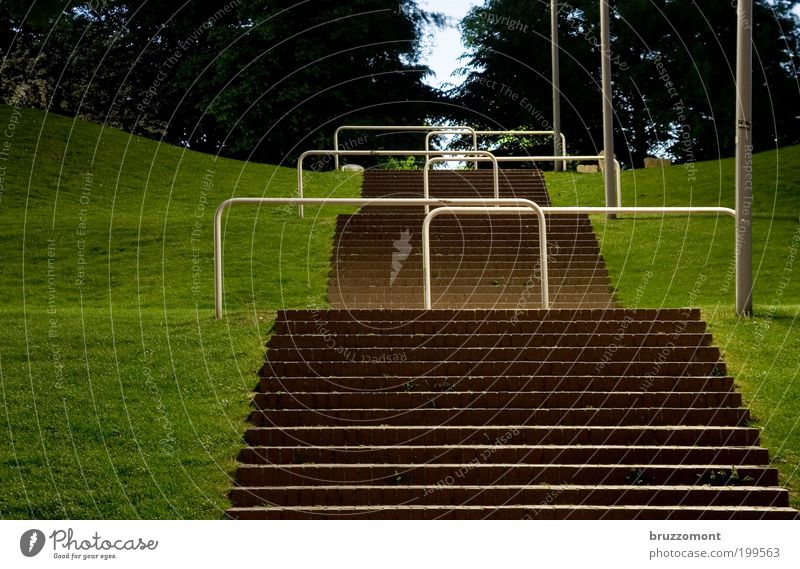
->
<box><xmin>276</xmin><ymin>308</ymin><xmax>702</xmax><ymax>322</ymax></box>
<box><xmin>229</xmin><ymin>485</ymin><xmax>787</xmax><ymax>508</ymax></box>
<box><xmin>234</xmin><ymin>463</ymin><xmax>776</xmax><ymax>487</ymax></box>
<box><xmin>252</xmin><ymin>391</ymin><xmax>742</xmax><ymax>410</ymax></box>
<box><xmin>249</xmin><ymin>407</ymin><xmax>748</xmax><ymax>427</ymax></box>
<box><xmin>226</xmin><ymin>504</ymin><xmax>800</xmax><ymax>520</ymax></box>
<box><xmin>258</xmin><ymin>375</ymin><xmax>733</xmax><ymax>393</ymax></box>
<box><xmin>328</xmin><ymin>269</ymin><xmax>611</xmax><ymax>280</ymax></box>
<box><xmin>238</xmin><ymin>445</ymin><xmax>766</xmax><ymax>466</ymax></box>
<box><xmin>261</xmin><ymin>360</ymin><xmax>726</xmax><ymax>378</ymax></box>
<box><xmin>329</xmin><ymin>278</ymin><xmax>613</xmax><ymax>289</ymax></box>
<box><xmin>274</xmin><ymin>318</ymin><xmax>702</xmax><ymax>335</ymax></box>
<box><xmin>328</xmin><ymin>302</ymin><xmax>619</xmax><ymax>310</ymax></box>
<box><xmin>328</xmin><ymin>293</ymin><xmax>617</xmax><ymax>306</ymax></box>
<box><xmin>265</xmin><ymin>345</ymin><xmax>722</xmax><ymax>363</ymax></box>
<box><xmin>243</xmin><ymin>426</ymin><xmax>761</xmax><ymax>447</ymax></box>
<box><xmin>267</xmin><ymin>332</ymin><xmax>713</xmax><ymax>349</ymax></box>
<box><xmin>226</xmin><ymin>170</ymin><xmax>797</xmax><ymax>520</ymax></box>
<box><xmin>328</xmin><ymin>290</ymin><xmax>615</xmax><ymax>300</ymax></box>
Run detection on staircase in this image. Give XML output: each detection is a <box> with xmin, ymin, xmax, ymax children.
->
<box><xmin>226</xmin><ymin>169</ymin><xmax>797</xmax><ymax>520</ymax></box>
<box><xmin>330</xmin><ymin>170</ymin><xmax>615</xmax><ymax>309</ymax></box>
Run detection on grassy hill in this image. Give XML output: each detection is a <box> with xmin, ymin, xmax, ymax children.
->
<box><xmin>0</xmin><ymin>104</ymin><xmax>798</xmax><ymax>517</ymax></box>
<box><xmin>546</xmin><ymin>151</ymin><xmax>800</xmax><ymax>507</ymax></box>
<box><xmin>0</xmin><ymin>105</ymin><xmax>360</xmax><ymax>518</ymax></box>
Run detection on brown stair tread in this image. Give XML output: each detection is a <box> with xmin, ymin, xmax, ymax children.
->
<box><xmin>227</xmin><ymin>169</ymin><xmax>797</xmax><ymax>520</ymax></box>
<box><xmin>226</xmin><ymin>505</ymin><xmax>800</xmax><ymax>520</ymax></box>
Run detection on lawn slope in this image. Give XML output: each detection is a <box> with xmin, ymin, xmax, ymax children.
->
<box><xmin>1</xmin><ymin>104</ymin><xmax>797</xmax><ymax>517</ymax></box>
<box><xmin>0</xmin><ymin>105</ymin><xmax>359</xmax><ymax>518</ymax></box>
<box><xmin>546</xmin><ymin>150</ymin><xmax>800</xmax><ymax>507</ymax></box>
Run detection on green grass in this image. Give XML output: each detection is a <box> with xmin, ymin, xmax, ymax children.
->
<box><xmin>545</xmin><ymin>151</ymin><xmax>800</xmax><ymax>508</ymax></box>
<box><xmin>1</xmin><ymin>103</ymin><xmax>798</xmax><ymax>517</ymax></box>
<box><xmin>0</xmin><ymin>105</ymin><xmax>360</xmax><ymax>518</ymax></box>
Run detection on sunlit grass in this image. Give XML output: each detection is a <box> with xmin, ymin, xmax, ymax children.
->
<box><xmin>0</xmin><ymin>105</ymin><xmax>359</xmax><ymax>518</ymax></box>
<box><xmin>547</xmin><ymin>148</ymin><xmax>800</xmax><ymax>508</ymax></box>
<box><xmin>1</xmin><ymin>102</ymin><xmax>797</xmax><ymax>517</ymax></box>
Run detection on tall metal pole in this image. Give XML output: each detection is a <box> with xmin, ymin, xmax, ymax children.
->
<box><xmin>600</xmin><ymin>1</ymin><xmax>617</xmax><ymax>218</ymax></box>
<box><xmin>735</xmin><ymin>0</ymin><xmax>754</xmax><ymax>316</ymax></box>
<box><xmin>551</xmin><ymin>0</ymin><xmax>563</xmax><ymax>172</ymax></box>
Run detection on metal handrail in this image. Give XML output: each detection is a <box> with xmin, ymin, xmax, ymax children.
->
<box><xmin>422</xmin><ymin>203</ymin><xmax>550</xmax><ymax>310</ymax></box>
<box><xmin>423</xmin><ymin>130</ymin><xmax>569</xmax><ymax>174</ymax></box>
<box><xmin>492</xmin><ymin>155</ymin><xmax>623</xmax><ymax>207</ymax></box>
<box><xmin>297</xmin><ymin>149</ymin><xmax>498</xmax><ymax>219</ymax></box>
<box><xmin>214</xmin><ymin>197</ymin><xmax>737</xmax><ymax>319</ymax></box>
<box><xmin>333</xmin><ymin>125</ymin><xmax>478</xmax><ymax>170</ymax></box>
<box><xmin>546</xmin><ymin>206</ymin><xmax>736</xmax><ymax>218</ymax></box>
<box><xmin>215</xmin><ymin>196</ymin><xmax>545</xmax><ymax>319</ymax></box>
<box><xmin>424</xmin><ymin>130</ymin><xmax>483</xmax><ymax>169</ymax></box>
<box><xmin>423</xmin><ymin>154</ymin><xmax>500</xmax><ymax>215</ymax></box>
<box><xmin>422</xmin><ymin>129</ymin><xmax>568</xmax><ymax>158</ymax></box>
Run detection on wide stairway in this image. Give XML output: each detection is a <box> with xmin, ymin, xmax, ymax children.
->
<box><xmin>227</xmin><ymin>169</ymin><xmax>797</xmax><ymax>519</ymax></box>
<box><xmin>330</xmin><ymin>170</ymin><xmax>615</xmax><ymax>309</ymax></box>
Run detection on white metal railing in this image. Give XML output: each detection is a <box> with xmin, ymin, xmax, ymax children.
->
<box><xmin>337</xmin><ymin>127</ymin><xmax>571</xmax><ymax>173</ymax></box>
<box><xmin>423</xmin><ymin>129</ymin><xmax>567</xmax><ymax>157</ymax></box>
<box><xmin>423</xmin><ymin>155</ymin><xmax>499</xmax><ymax>215</ymax></box>
<box><xmin>335</xmin><ymin>127</ymin><xmax>620</xmax><ymax>202</ymax></box>
<box><xmin>297</xmin><ymin>149</ymin><xmax>498</xmax><ymax>218</ymax></box>
<box><xmin>213</xmin><ymin>197</ymin><xmax>738</xmax><ymax>319</ymax></box>
<box><xmin>424</xmin><ymin>130</ymin><xmax>483</xmax><ymax>169</ymax></box>
<box><xmin>333</xmin><ymin>125</ymin><xmax>477</xmax><ymax>170</ymax></box>
<box><xmin>344</xmin><ymin>128</ymin><xmax>617</xmax><ymax>205</ymax></box>
<box><xmin>423</xmin><ymin>204</ymin><xmax>550</xmax><ymax>310</ymax></box>
<box><xmin>492</xmin><ymin>155</ymin><xmax>623</xmax><ymax>207</ymax></box>
<box><xmin>547</xmin><ymin>206</ymin><xmax>735</xmax><ymax>218</ymax></box>
<box><xmin>214</xmin><ymin>196</ymin><xmax>547</xmax><ymax>320</ymax></box>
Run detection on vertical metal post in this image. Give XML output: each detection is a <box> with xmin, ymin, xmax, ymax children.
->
<box><xmin>296</xmin><ymin>156</ymin><xmax>305</xmax><ymax>219</ymax></box>
<box><xmin>600</xmin><ymin>0</ymin><xmax>617</xmax><ymax>217</ymax></box>
<box><xmin>472</xmin><ymin>131</ymin><xmax>479</xmax><ymax>171</ymax></box>
<box><xmin>214</xmin><ymin>202</ymin><xmax>226</xmax><ymax>320</ymax></box>
<box><xmin>334</xmin><ymin>129</ymin><xmax>339</xmax><ymax>170</ymax></box>
<box><xmin>736</xmin><ymin>0</ymin><xmax>754</xmax><ymax>316</ymax></box>
<box><xmin>551</xmin><ymin>0</ymin><xmax>563</xmax><ymax>172</ymax></box>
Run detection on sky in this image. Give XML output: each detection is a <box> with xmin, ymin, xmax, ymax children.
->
<box><xmin>417</xmin><ymin>0</ymin><xmax>482</xmax><ymax>89</ymax></box>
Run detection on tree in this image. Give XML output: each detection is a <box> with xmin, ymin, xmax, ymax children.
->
<box><xmin>189</xmin><ymin>0</ymin><xmax>444</xmax><ymax>164</ymax></box>
<box><xmin>0</xmin><ymin>1</ymin><xmax>236</xmax><ymax>141</ymax></box>
<box><xmin>0</xmin><ymin>1</ymin><xmax>444</xmax><ymax>164</ymax></box>
<box><xmin>453</xmin><ymin>0</ymin><xmax>800</xmax><ymax>167</ymax></box>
